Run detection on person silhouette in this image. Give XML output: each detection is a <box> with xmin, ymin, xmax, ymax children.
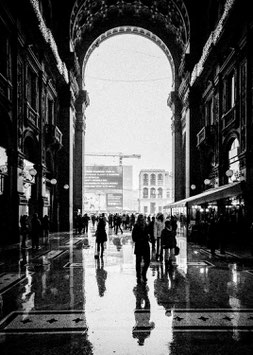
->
<box><xmin>132</xmin><ymin>284</ymin><xmax>155</xmax><ymax>346</ymax></box>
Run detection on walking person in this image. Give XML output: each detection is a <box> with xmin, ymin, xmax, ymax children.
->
<box><xmin>161</xmin><ymin>220</ymin><xmax>177</xmax><ymax>269</ymax></box>
<box><xmin>82</xmin><ymin>213</ymin><xmax>90</xmax><ymax>234</ymax></box>
<box><xmin>31</xmin><ymin>213</ymin><xmax>42</xmax><ymax>250</ymax></box>
<box><xmin>132</xmin><ymin>214</ymin><xmax>151</xmax><ymax>284</ymax></box>
<box><xmin>20</xmin><ymin>214</ymin><xmax>30</xmax><ymax>249</ymax></box>
<box><xmin>42</xmin><ymin>215</ymin><xmax>50</xmax><ymax>246</ymax></box>
<box><xmin>148</xmin><ymin>216</ymin><xmax>156</xmax><ymax>260</ymax></box>
<box><xmin>154</xmin><ymin>213</ymin><xmax>164</xmax><ymax>261</ymax></box>
<box><xmin>115</xmin><ymin>214</ymin><xmax>123</xmax><ymax>235</ymax></box>
<box><xmin>95</xmin><ymin>216</ymin><xmax>107</xmax><ymax>259</ymax></box>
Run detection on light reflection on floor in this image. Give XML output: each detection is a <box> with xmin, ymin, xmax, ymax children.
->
<box><xmin>0</xmin><ymin>226</ymin><xmax>253</xmax><ymax>354</ymax></box>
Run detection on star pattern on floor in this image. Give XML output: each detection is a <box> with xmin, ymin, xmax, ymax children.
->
<box><xmin>0</xmin><ymin>311</ymin><xmax>88</xmax><ymax>334</ymax></box>
<box><xmin>1</xmin><ymin>309</ymin><xmax>253</xmax><ymax>334</ymax></box>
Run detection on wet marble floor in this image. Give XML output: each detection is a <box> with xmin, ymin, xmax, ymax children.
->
<box><xmin>0</xmin><ymin>226</ymin><xmax>253</xmax><ymax>354</ymax></box>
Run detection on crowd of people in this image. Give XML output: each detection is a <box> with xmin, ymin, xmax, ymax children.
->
<box><xmin>79</xmin><ymin>211</ymin><xmax>179</xmax><ymax>284</ymax></box>
<box><xmin>19</xmin><ymin>213</ymin><xmax>50</xmax><ymax>250</ymax></box>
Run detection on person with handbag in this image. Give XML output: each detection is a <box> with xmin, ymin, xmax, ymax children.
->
<box><xmin>161</xmin><ymin>219</ymin><xmax>177</xmax><ymax>269</ymax></box>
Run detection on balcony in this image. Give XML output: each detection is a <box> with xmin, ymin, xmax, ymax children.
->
<box><xmin>222</xmin><ymin>106</ymin><xmax>236</xmax><ymax>130</ymax></box>
<box><xmin>45</xmin><ymin>124</ymin><xmax>63</xmax><ymax>149</ymax></box>
<box><xmin>25</xmin><ymin>101</ymin><xmax>39</xmax><ymax>129</ymax></box>
<box><xmin>197</xmin><ymin>125</ymin><xmax>216</xmax><ymax>147</ymax></box>
<box><xmin>197</xmin><ymin>127</ymin><xmax>207</xmax><ymax>146</ymax></box>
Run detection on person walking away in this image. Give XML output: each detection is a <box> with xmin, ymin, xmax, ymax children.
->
<box><xmin>82</xmin><ymin>213</ymin><xmax>90</xmax><ymax>234</ymax></box>
<box><xmin>20</xmin><ymin>214</ymin><xmax>30</xmax><ymax>249</ymax></box>
<box><xmin>95</xmin><ymin>216</ymin><xmax>107</xmax><ymax>259</ymax></box>
<box><xmin>130</xmin><ymin>213</ymin><xmax>136</xmax><ymax>231</ymax></box>
<box><xmin>132</xmin><ymin>214</ymin><xmax>151</xmax><ymax>284</ymax></box>
<box><xmin>91</xmin><ymin>214</ymin><xmax>96</xmax><ymax>228</ymax></box>
<box><xmin>115</xmin><ymin>214</ymin><xmax>123</xmax><ymax>235</ymax></box>
<box><xmin>148</xmin><ymin>216</ymin><xmax>156</xmax><ymax>260</ymax></box>
<box><xmin>31</xmin><ymin>213</ymin><xmax>42</xmax><ymax>250</ymax></box>
<box><xmin>42</xmin><ymin>215</ymin><xmax>50</xmax><ymax>246</ymax></box>
<box><xmin>154</xmin><ymin>213</ymin><xmax>164</xmax><ymax>261</ymax></box>
<box><xmin>161</xmin><ymin>220</ymin><xmax>177</xmax><ymax>269</ymax></box>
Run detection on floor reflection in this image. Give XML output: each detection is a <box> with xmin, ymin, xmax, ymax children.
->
<box><xmin>132</xmin><ymin>284</ymin><xmax>155</xmax><ymax>346</ymax></box>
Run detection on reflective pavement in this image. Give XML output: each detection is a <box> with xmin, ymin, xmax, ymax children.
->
<box><xmin>0</xmin><ymin>226</ymin><xmax>253</xmax><ymax>354</ymax></box>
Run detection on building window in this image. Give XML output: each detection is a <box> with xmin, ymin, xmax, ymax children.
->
<box><xmin>166</xmin><ymin>189</ymin><xmax>170</xmax><ymax>199</ymax></box>
<box><xmin>150</xmin><ymin>202</ymin><xmax>156</xmax><ymax>214</ymax></box>
<box><xmin>205</xmin><ymin>99</ymin><xmax>214</xmax><ymax>126</ymax></box>
<box><xmin>0</xmin><ymin>26</ymin><xmax>11</xmax><ymax>79</ymax></box>
<box><xmin>158</xmin><ymin>173</ymin><xmax>163</xmax><ymax>185</ymax></box>
<box><xmin>144</xmin><ymin>206</ymin><xmax>148</xmax><ymax>214</ymax></box>
<box><xmin>223</xmin><ymin>71</ymin><xmax>235</xmax><ymax>113</ymax></box>
<box><xmin>228</xmin><ymin>138</ymin><xmax>240</xmax><ymax>182</ymax></box>
<box><xmin>47</xmin><ymin>98</ymin><xmax>54</xmax><ymax>125</ymax></box>
<box><xmin>157</xmin><ymin>188</ymin><xmax>163</xmax><ymax>198</ymax></box>
<box><xmin>143</xmin><ymin>188</ymin><xmax>148</xmax><ymax>198</ymax></box>
<box><xmin>143</xmin><ymin>173</ymin><xmax>148</xmax><ymax>186</ymax></box>
<box><xmin>27</xmin><ymin>68</ymin><xmax>38</xmax><ymax>110</ymax></box>
<box><xmin>150</xmin><ymin>188</ymin><xmax>156</xmax><ymax>198</ymax></box>
<box><xmin>150</xmin><ymin>173</ymin><xmax>156</xmax><ymax>185</ymax></box>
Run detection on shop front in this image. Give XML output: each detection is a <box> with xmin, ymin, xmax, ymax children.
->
<box><xmin>164</xmin><ymin>182</ymin><xmax>247</xmax><ymax>245</ymax></box>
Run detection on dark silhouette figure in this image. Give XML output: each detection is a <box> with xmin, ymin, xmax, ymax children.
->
<box><xmin>132</xmin><ymin>284</ymin><xmax>155</xmax><ymax>346</ymax></box>
<box><xmin>95</xmin><ymin>216</ymin><xmax>107</xmax><ymax>258</ymax></box>
<box><xmin>95</xmin><ymin>258</ymin><xmax>107</xmax><ymax>297</ymax></box>
<box><xmin>132</xmin><ymin>214</ymin><xmax>151</xmax><ymax>284</ymax></box>
<box><xmin>115</xmin><ymin>214</ymin><xmax>123</xmax><ymax>235</ymax></box>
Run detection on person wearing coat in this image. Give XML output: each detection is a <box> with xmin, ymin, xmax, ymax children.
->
<box><xmin>154</xmin><ymin>213</ymin><xmax>165</xmax><ymax>261</ymax></box>
<box><xmin>132</xmin><ymin>214</ymin><xmax>151</xmax><ymax>284</ymax></box>
<box><xmin>161</xmin><ymin>219</ymin><xmax>177</xmax><ymax>268</ymax></box>
<box><xmin>95</xmin><ymin>216</ymin><xmax>107</xmax><ymax>259</ymax></box>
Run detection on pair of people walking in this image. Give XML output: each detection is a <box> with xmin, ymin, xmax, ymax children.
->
<box><xmin>132</xmin><ymin>214</ymin><xmax>178</xmax><ymax>284</ymax></box>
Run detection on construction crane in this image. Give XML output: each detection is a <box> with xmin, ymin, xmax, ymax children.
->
<box><xmin>85</xmin><ymin>152</ymin><xmax>141</xmax><ymax>166</ymax></box>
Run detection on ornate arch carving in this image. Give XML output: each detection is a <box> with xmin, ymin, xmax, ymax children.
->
<box><xmin>70</xmin><ymin>0</ymin><xmax>190</xmax><ymax>68</ymax></box>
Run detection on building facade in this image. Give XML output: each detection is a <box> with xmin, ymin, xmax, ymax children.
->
<box><xmin>139</xmin><ymin>169</ymin><xmax>173</xmax><ymax>215</ymax></box>
<box><xmin>1</xmin><ymin>0</ymin><xmax>253</xmax><ymax>245</ymax></box>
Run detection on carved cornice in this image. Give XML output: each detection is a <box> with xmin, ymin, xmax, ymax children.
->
<box><xmin>190</xmin><ymin>0</ymin><xmax>236</xmax><ymax>86</ymax></box>
<box><xmin>70</xmin><ymin>0</ymin><xmax>190</xmax><ymax>56</ymax></box>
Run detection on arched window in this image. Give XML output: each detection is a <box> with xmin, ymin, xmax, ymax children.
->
<box><xmin>143</xmin><ymin>173</ymin><xmax>148</xmax><ymax>186</ymax></box>
<box><xmin>150</xmin><ymin>188</ymin><xmax>156</xmax><ymax>198</ymax></box>
<box><xmin>143</xmin><ymin>188</ymin><xmax>148</xmax><ymax>198</ymax></box>
<box><xmin>150</xmin><ymin>173</ymin><xmax>156</xmax><ymax>185</ymax></box>
<box><xmin>228</xmin><ymin>138</ymin><xmax>240</xmax><ymax>182</ymax></box>
<box><xmin>158</xmin><ymin>188</ymin><xmax>163</xmax><ymax>198</ymax></box>
<box><xmin>158</xmin><ymin>173</ymin><xmax>163</xmax><ymax>185</ymax></box>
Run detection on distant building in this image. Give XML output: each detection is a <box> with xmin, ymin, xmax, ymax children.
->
<box><xmin>138</xmin><ymin>169</ymin><xmax>173</xmax><ymax>215</ymax></box>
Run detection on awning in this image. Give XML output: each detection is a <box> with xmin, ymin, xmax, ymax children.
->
<box><xmin>164</xmin><ymin>182</ymin><xmax>244</xmax><ymax>209</ymax></box>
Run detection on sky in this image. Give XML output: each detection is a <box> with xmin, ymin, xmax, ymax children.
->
<box><xmin>83</xmin><ymin>34</ymin><xmax>173</xmax><ymax>189</ymax></box>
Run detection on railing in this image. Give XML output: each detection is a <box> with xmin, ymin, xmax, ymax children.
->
<box><xmin>45</xmin><ymin>124</ymin><xmax>63</xmax><ymax>146</ymax></box>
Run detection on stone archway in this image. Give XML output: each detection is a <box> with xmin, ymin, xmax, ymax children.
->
<box><xmin>68</xmin><ymin>0</ymin><xmax>190</xmax><ymax>212</ymax></box>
